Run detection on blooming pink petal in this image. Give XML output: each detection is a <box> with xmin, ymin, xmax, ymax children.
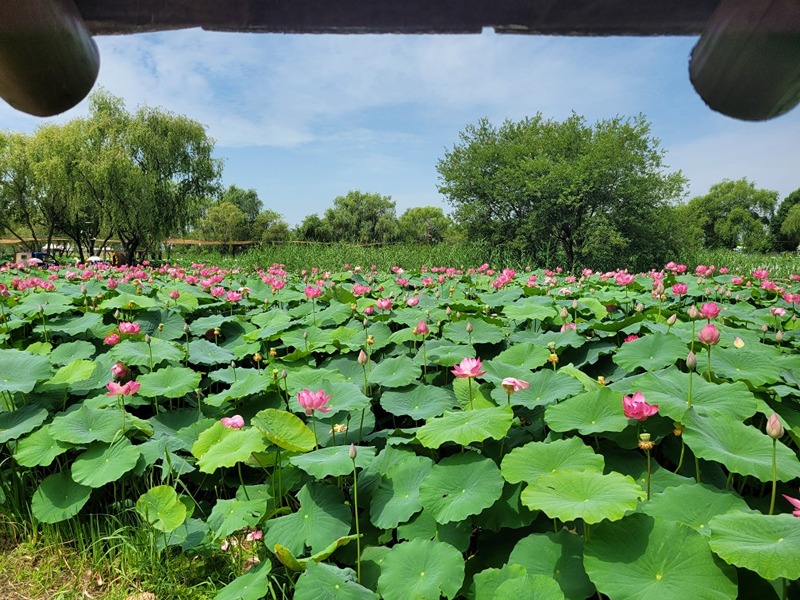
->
<box><xmin>451</xmin><ymin>357</ymin><xmax>486</xmax><ymax>379</ymax></box>
<box><xmin>622</xmin><ymin>391</ymin><xmax>659</xmax><ymax>421</ymax></box>
<box><xmin>501</xmin><ymin>377</ymin><xmax>530</xmax><ymax>394</ymax></box>
<box><xmin>221</xmin><ymin>415</ymin><xmax>245</xmax><ymax>429</ymax></box>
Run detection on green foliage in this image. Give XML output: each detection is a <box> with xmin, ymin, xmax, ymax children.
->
<box><xmin>436</xmin><ymin>113</ymin><xmax>686</xmax><ymax>271</ymax></box>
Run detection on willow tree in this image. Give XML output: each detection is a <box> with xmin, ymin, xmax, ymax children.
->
<box><xmin>437</xmin><ymin>113</ymin><xmax>686</xmax><ymax>271</ymax></box>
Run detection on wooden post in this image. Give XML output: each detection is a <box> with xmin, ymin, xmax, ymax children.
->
<box><xmin>0</xmin><ymin>0</ymin><xmax>100</xmax><ymax>116</ymax></box>
<box><xmin>690</xmin><ymin>0</ymin><xmax>800</xmax><ymax>121</ymax></box>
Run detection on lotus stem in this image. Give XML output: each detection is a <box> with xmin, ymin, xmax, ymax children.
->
<box><xmin>351</xmin><ymin>447</ymin><xmax>362</xmax><ymax>584</ymax></box>
<box><xmin>769</xmin><ymin>438</ymin><xmax>777</xmax><ymax>515</ymax></box>
<box><xmin>467</xmin><ymin>378</ymin><xmax>474</xmax><ymax>411</ymax></box>
<box><xmin>646</xmin><ymin>449</ymin><xmax>652</xmax><ymax>501</ymax></box>
<box><xmin>310</xmin><ymin>414</ymin><xmax>319</xmax><ymax>450</ymax></box>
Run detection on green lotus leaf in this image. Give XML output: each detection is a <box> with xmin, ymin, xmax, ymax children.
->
<box><xmin>521</xmin><ymin>470</ymin><xmax>644</xmax><ymax>524</ymax></box>
<box><xmin>494</xmin><ymin>369</ymin><xmax>584</xmax><ymax>409</ymax></box>
<box><xmin>493</xmin><ymin>342</ymin><xmax>551</xmax><ymax>370</ymax></box>
<box><xmin>205</xmin><ymin>371</ymin><xmax>268</xmax><ymax>407</ymax></box>
<box><xmin>416</xmin><ymin>405</ymin><xmax>513</xmax><ymax>449</ymax></box>
<box><xmin>508</xmin><ymin>531</ymin><xmax>594</xmax><ymax>600</ymax></box>
<box><xmin>452</xmin><ymin>377</ymin><xmax>495</xmax><ymax>410</ymax></box>
<box><xmin>274</xmin><ymin>535</ymin><xmax>360</xmax><ymax>572</ymax></box>
<box><xmin>478</xmin><ymin>287</ymin><xmax>523</xmax><ymax>307</ymax></box>
<box><xmin>396</xmin><ymin>510</ymin><xmax>472</xmax><ymax>552</ymax></box>
<box><xmin>641</xmin><ymin>482</ymin><xmax>752</xmax><ymax>536</ymax></box>
<box><xmin>709</xmin><ymin>512</ymin><xmax>800</xmax><ymax>581</ymax></box>
<box><xmin>14</xmin><ymin>424</ymin><xmax>72</xmax><ymax>467</ymax></box>
<box><xmin>544</xmin><ymin>387</ymin><xmax>629</xmax><ymax>435</ymax></box>
<box><xmin>26</xmin><ymin>341</ymin><xmax>52</xmax><ymax>355</ymax></box>
<box><xmin>368</xmin><ymin>355</ymin><xmax>420</xmax><ymax>388</ymax></box>
<box><xmin>0</xmin><ymin>348</ymin><xmax>52</xmax><ymax>393</ymax></box>
<box><xmin>100</xmin><ymin>292</ymin><xmax>158</xmax><ymax>310</ymax></box>
<box><xmin>419</xmin><ymin>452</ymin><xmax>505</xmax><ymax>524</ymax></box>
<box><xmin>584</xmin><ymin>513</ymin><xmax>737</xmax><ymax>600</ymax></box>
<box><xmin>380</xmin><ymin>384</ymin><xmax>456</xmax><ymax>420</ymax></box>
<box><xmin>283</xmin><ymin>366</ymin><xmax>347</xmax><ymax>396</ymax></box>
<box><xmin>252</xmin><ymin>408</ymin><xmax>315</xmax><ymax>452</ymax></box>
<box><xmin>503</xmin><ymin>298</ymin><xmax>557</xmax><ymax>321</ymax></box>
<box><xmin>188</xmin><ymin>338</ymin><xmax>235</xmax><ymax>365</ymax></box>
<box><xmin>701</xmin><ymin>347</ymin><xmax>785</xmax><ymax>387</ymax></box>
<box><xmin>137</xmin><ymin>366</ymin><xmax>203</xmax><ymax>399</ymax></box>
<box><xmin>71</xmin><ymin>438</ymin><xmax>141</xmax><ymax>487</ymax></box>
<box><xmin>138</xmin><ymin>308</ymin><xmax>187</xmax><ymax>341</ymax></box>
<box><xmin>377</xmin><ymin>538</ymin><xmax>464</xmax><ymax>600</ymax></box>
<box><xmin>48</xmin><ymin>340</ymin><xmax>95</xmax><ymax>366</ymax></box>
<box><xmin>422</xmin><ymin>341</ymin><xmax>477</xmax><ymax>367</ymax></box>
<box><xmin>207</xmin><ymin>497</ymin><xmax>266</xmax><ymax>540</ymax></box>
<box><xmin>49</xmin><ymin>359</ymin><xmax>96</xmax><ymax>385</ymax></box>
<box><xmin>0</xmin><ymin>404</ymin><xmax>49</xmax><ymax>443</ymax></box>
<box><xmin>370</xmin><ymin>452</ymin><xmax>433</xmax><ymax>529</ymax></box>
<box><xmin>16</xmin><ymin>291</ymin><xmax>71</xmax><ymax>314</ymax></box>
<box><xmin>442</xmin><ymin>318</ymin><xmax>504</xmax><ymax>345</ymax></box>
<box><xmin>613</xmin><ymin>332</ymin><xmax>687</xmax><ymax>373</ymax></box>
<box><xmin>50</xmin><ymin>405</ymin><xmax>123</xmax><ymax>444</ymax></box>
<box><xmin>136</xmin><ymin>485</ymin><xmax>188</xmax><ymax>533</ymax></box>
<box><xmin>264</xmin><ymin>482</ymin><xmax>351</xmax><ymax>555</ymax></box>
<box><xmin>281</xmin><ymin>326</ymin><xmax>335</xmax><ymax>351</ymax></box>
<box><xmin>473</xmin><ymin>564</ymin><xmax>529</xmax><ymax>600</ymax></box>
<box><xmin>683</xmin><ymin>412</ymin><xmax>800</xmax><ymax>482</ymax></box>
<box><xmin>494</xmin><ymin>573</ymin><xmax>565</xmax><ymax>600</ymax></box>
<box><xmin>289</xmin><ymin>445</ymin><xmax>376</xmax><ymax>479</ymax></box>
<box><xmin>191</xmin><ymin>422</ymin><xmax>267</xmax><ymax>474</ymax></box>
<box><xmin>111</xmin><ymin>338</ymin><xmax>184</xmax><ymax>368</ymax></box>
<box><xmin>317</xmin><ymin>381</ymin><xmax>372</xmax><ymax>414</ymax></box>
<box><xmin>31</xmin><ymin>471</ymin><xmax>92</xmax><ymax>524</ymax></box>
<box><xmin>213</xmin><ymin>561</ymin><xmax>273</xmax><ymax>600</ymax></box>
<box><xmin>295</xmin><ymin>561</ymin><xmax>378</xmax><ymax>600</ymax></box>
<box><xmin>44</xmin><ymin>312</ymin><xmax>103</xmax><ymax>336</ymax></box>
<box><xmin>501</xmin><ymin>437</ymin><xmax>604</xmax><ymax>485</ymax></box>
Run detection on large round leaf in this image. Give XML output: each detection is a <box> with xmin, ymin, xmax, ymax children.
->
<box><xmin>709</xmin><ymin>512</ymin><xmax>800</xmax><ymax>581</ymax></box>
<box><xmin>49</xmin><ymin>340</ymin><xmax>96</xmax><ymax>366</ymax></box>
<box><xmin>544</xmin><ymin>387</ymin><xmax>629</xmax><ymax>436</ymax></box>
<box><xmin>50</xmin><ymin>405</ymin><xmax>123</xmax><ymax>444</ymax></box>
<box><xmin>702</xmin><ymin>347</ymin><xmax>784</xmax><ymax>387</ymax></box>
<box><xmin>14</xmin><ymin>425</ymin><xmax>72</xmax><ymax>467</ymax></box>
<box><xmin>613</xmin><ymin>332</ymin><xmax>687</xmax><ymax>373</ymax></box>
<box><xmin>290</xmin><ymin>445</ymin><xmax>376</xmax><ymax>479</ymax></box>
<box><xmin>0</xmin><ymin>349</ymin><xmax>52</xmax><ymax>393</ymax></box>
<box><xmin>48</xmin><ymin>359</ymin><xmax>97</xmax><ymax>385</ymax></box>
<box><xmin>71</xmin><ymin>438</ymin><xmax>142</xmax><ymax>487</ymax></box>
<box><xmin>252</xmin><ymin>408</ymin><xmax>315</xmax><ymax>452</ymax></box>
<box><xmin>370</xmin><ymin>452</ymin><xmax>433</xmax><ymax>529</ymax></box>
<box><xmin>137</xmin><ymin>366</ymin><xmax>202</xmax><ymax>399</ymax></box>
<box><xmin>367</xmin><ymin>355</ymin><xmax>420</xmax><ymax>388</ymax></box>
<box><xmin>493</xmin><ymin>343</ymin><xmax>551</xmax><ymax>370</ymax></box>
<box><xmin>494</xmin><ymin>573</ymin><xmax>565</xmax><ymax>600</ymax></box>
<box><xmin>295</xmin><ymin>562</ymin><xmax>378</xmax><ymax>600</ymax></box>
<box><xmin>419</xmin><ymin>452</ymin><xmax>504</xmax><ymax>524</ymax></box>
<box><xmin>493</xmin><ymin>369</ymin><xmax>583</xmax><ymax>409</ymax></box>
<box><xmin>188</xmin><ymin>338</ymin><xmax>235</xmax><ymax>366</ymax></box>
<box><xmin>683</xmin><ymin>412</ymin><xmax>800</xmax><ymax>482</ymax></box>
<box><xmin>0</xmin><ymin>404</ymin><xmax>49</xmax><ymax>443</ymax></box>
<box><xmin>207</xmin><ymin>497</ymin><xmax>266</xmax><ymax>540</ymax></box>
<box><xmin>508</xmin><ymin>531</ymin><xmax>594</xmax><ymax>600</ymax></box>
<box><xmin>380</xmin><ymin>384</ymin><xmax>456</xmax><ymax>420</ymax></box>
<box><xmin>31</xmin><ymin>472</ymin><xmax>92</xmax><ymax>523</ymax></box>
<box><xmin>214</xmin><ymin>561</ymin><xmax>274</xmax><ymax>600</ymax></box>
<box><xmin>264</xmin><ymin>482</ymin><xmax>351</xmax><ymax>555</ymax></box>
<box><xmin>111</xmin><ymin>338</ymin><xmax>184</xmax><ymax>368</ymax></box>
<box><xmin>442</xmin><ymin>318</ymin><xmax>504</xmax><ymax>345</ymax></box>
<box><xmin>416</xmin><ymin>405</ymin><xmax>513</xmax><ymax>449</ymax></box>
<box><xmin>377</xmin><ymin>538</ymin><xmax>464</xmax><ymax>600</ymax></box>
<box><xmin>584</xmin><ymin>513</ymin><xmax>737</xmax><ymax>600</ymax></box>
<box><xmin>191</xmin><ymin>422</ymin><xmax>267</xmax><ymax>474</ymax></box>
<box><xmin>521</xmin><ymin>470</ymin><xmax>644</xmax><ymax>524</ymax></box>
<box><xmin>136</xmin><ymin>485</ymin><xmax>188</xmax><ymax>533</ymax></box>
<box><xmin>205</xmin><ymin>372</ymin><xmax>268</xmax><ymax>407</ymax></box>
<box><xmin>501</xmin><ymin>437</ymin><xmax>604</xmax><ymax>485</ymax></box>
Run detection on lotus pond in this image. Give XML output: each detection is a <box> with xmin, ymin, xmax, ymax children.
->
<box><xmin>1</xmin><ymin>260</ymin><xmax>799</xmax><ymax>599</ymax></box>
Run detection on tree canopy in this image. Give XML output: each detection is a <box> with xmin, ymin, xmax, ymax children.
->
<box><xmin>436</xmin><ymin>113</ymin><xmax>686</xmax><ymax>271</ymax></box>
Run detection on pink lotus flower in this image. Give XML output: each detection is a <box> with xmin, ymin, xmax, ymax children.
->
<box><xmin>376</xmin><ymin>298</ymin><xmax>392</xmax><ymax>311</ymax></box>
<box><xmin>671</xmin><ymin>283</ymin><xmax>688</xmax><ymax>295</ymax></box>
<box><xmin>622</xmin><ymin>391</ymin><xmax>659</xmax><ymax>421</ymax></box>
<box><xmin>624</xmin><ymin>334</ymin><xmax>639</xmax><ymax>343</ymax></box>
<box><xmin>770</xmin><ymin>307</ymin><xmax>786</xmax><ymax>317</ymax></box>
<box><xmin>452</xmin><ymin>357</ymin><xmax>486</xmax><ymax>379</ymax></box>
<box><xmin>753</xmin><ymin>269</ymin><xmax>769</xmax><ymax>280</ymax></box>
<box><xmin>226</xmin><ymin>290</ymin><xmax>242</xmax><ymax>303</ymax></box>
<box><xmin>298</xmin><ymin>389</ymin><xmax>332</xmax><ymax>416</ymax></box>
<box><xmin>119</xmin><ymin>321</ymin><xmax>140</xmax><ymax>335</ymax></box>
<box><xmin>363</xmin><ymin>306</ymin><xmax>374</xmax><ymax>316</ymax></box>
<box><xmin>699</xmin><ymin>302</ymin><xmax>721</xmax><ymax>320</ymax></box>
<box><xmin>501</xmin><ymin>377</ymin><xmax>530</xmax><ymax>394</ymax></box>
<box><xmin>783</xmin><ymin>491</ymin><xmax>800</xmax><ymax>517</ymax></box>
<box><xmin>698</xmin><ymin>323</ymin><xmax>721</xmax><ymax>346</ymax></box>
<box><xmin>106</xmin><ymin>380</ymin><xmax>141</xmax><ymax>396</ymax></box>
<box><xmin>304</xmin><ymin>285</ymin><xmax>322</xmax><ymax>299</ymax></box>
<box><xmin>352</xmin><ymin>283</ymin><xmax>371</xmax><ymax>296</ymax></box>
<box><xmin>406</xmin><ymin>296</ymin><xmax>419</xmax><ymax>307</ymax></box>
<box><xmin>104</xmin><ymin>333</ymin><xmax>121</xmax><ymax>345</ymax></box>
<box><xmin>169</xmin><ymin>289</ymin><xmax>180</xmax><ymax>300</ymax></box>
<box><xmin>413</xmin><ymin>320</ymin><xmax>429</xmax><ymax>336</ymax></box>
<box><xmin>221</xmin><ymin>415</ymin><xmax>245</xmax><ymax>429</ymax></box>
<box><xmin>766</xmin><ymin>413</ymin><xmax>784</xmax><ymax>439</ymax></box>
<box><xmin>246</xmin><ymin>529</ymin><xmax>263</xmax><ymax>542</ymax></box>
<box><xmin>615</xmin><ymin>272</ymin><xmax>635</xmax><ymax>286</ymax></box>
<box><xmin>111</xmin><ymin>361</ymin><xmax>128</xmax><ymax>380</ymax></box>
<box><xmin>210</xmin><ymin>286</ymin><xmax>225</xmax><ymax>297</ymax></box>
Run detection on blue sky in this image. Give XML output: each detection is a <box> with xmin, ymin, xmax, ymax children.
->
<box><xmin>1</xmin><ymin>28</ymin><xmax>798</xmax><ymax>226</ymax></box>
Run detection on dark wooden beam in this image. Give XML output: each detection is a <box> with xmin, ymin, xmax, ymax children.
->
<box><xmin>690</xmin><ymin>0</ymin><xmax>800</xmax><ymax>120</ymax></box>
<box><xmin>0</xmin><ymin>0</ymin><xmax>99</xmax><ymax>117</ymax></box>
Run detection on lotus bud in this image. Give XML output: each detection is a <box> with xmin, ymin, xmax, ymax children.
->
<box><xmin>358</xmin><ymin>349</ymin><xmax>367</xmax><ymax>366</ymax></box>
<box><xmin>446</xmin><ymin>306</ymin><xmax>452</xmax><ymax>316</ymax></box>
<box><xmin>183</xmin><ymin>323</ymin><xmax>189</xmax><ymax>333</ymax></box>
<box><xmin>572</xmin><ymin>299</ymin><xmax>578</xmax><ymax>309</ymax></box>
<box><xmin>776</xmin><ymin>330</ymin><xmax>784</xmax><ymax>342</ymax></box>
<box><xmin>686</xmin><ymin>351</ymin><xmax>697</xmax><ymax>371</ymax></box>
<box><xmin>144</xmin><ymin>334</ymin><xmax>151</xmax><ymax>344</ymax></box>
<box><xmin>636</xmin><ymin>303</ymin><xmax>644</xmax><ymax>313</ymax></box>
<box><xmin>762</xmin><ymin>324</ymin><xmax>769</xmax><ymax>333</ymax></box>
<box><xmin>115</xmin><ymin>309</ymin><xmax>121</xmax><ymax>320</ymax></box>
<box><xmin>560</xmin><ymin>307</ymin><xmax>569</xmax><ymax>319</ymax></box>
<box><xmin>349</xmin><ymin>443</ymin><xmax>358</xmax><ymax>460</ymax></box>
<box><xmin>281</xmin><ymin>370</ymin><xmax>287</xmax><ymax>380</ymax></box>
<box><xmin>687</xmin><ymin>305</ymin><xmax>699</xmax><ymax>319</ymax></box>
<box><xmin>766</xmin><ymin>413</ymin><xmax>784</xmax><ymax>439</ymax></box>
<box><xmin>230</xmin><ymin>360</ymin><xmax>236</xmax><ymax>368</ymax></box>
<box><xmin>363</xmin><ymin>318</ymin><xmax>369</xmax><ymax>328</ymax></box>
<box><xmin>667</xmin><ymin>313</ymin><xmax>677</xmax><ymax>326</ymax></box>
<box><xmin>466</xmin><ymin>321</ymin><xmax>473</xmax><ymax>333</ymax></box>
<box><xmin>733</xmin><ymin>337</ymin><xmax>745</xmax><ymax>349</ymax></box>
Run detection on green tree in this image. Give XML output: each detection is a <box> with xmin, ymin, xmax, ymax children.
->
<box><xmin>296</xmin><ymin>213</ymin><xmax>333</xmax><ymax>242</ymax></box>
<box><xmin>686</xmin><ymin>179</ymin><xmax>777</xmax><ymax>252</ymax></box>
<box><xmin>252</xmin><ymin>209</ymin><xmax>291</xmax><ymax>243</ymax></box>
<box><xmin>197</xmin><ymin>201</ymin><xmax>248</xmax><ymax>252</ymax></box>
<box><xmin>436</xmin><ymin>113</ymin><xmax>686</xmax><ymax>271</ymax></box>
<box><xmin>771</xmin><ymin>188</ymin><xmax>800</xmax><ymax>251</ymax></box>
<box><xmin>398</xmin><ymin>206</ymin><xmax>453</xmax><ymax>244</ymax></box>
<box><xmin>323</xmin><ymin>190</ymin><xmax>399</xmax><ymax>245</ymax></box>
<box><xmin>220</xmin><ymin>185</ymin><xmax>262</xmax><ymax>225</ymax></box>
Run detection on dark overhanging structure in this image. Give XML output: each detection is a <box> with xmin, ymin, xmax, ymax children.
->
<box><xmin>1</xmin><ymin>0</ymin><xmax>799</xmax><ymax>121</ymax></box>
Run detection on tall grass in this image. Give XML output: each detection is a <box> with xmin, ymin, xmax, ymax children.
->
<box><xmin>680</xmin><ymin>249</ymin><xmax>800</xmax><ymax>279</ymax></box>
